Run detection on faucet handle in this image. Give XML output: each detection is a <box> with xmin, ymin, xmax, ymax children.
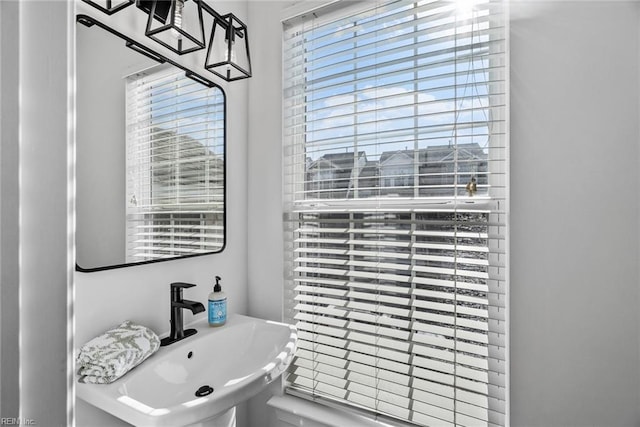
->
<box><xmin>169</xmin><ymin>282</ymin><xmax>196</xmax><ymax>300</ymax></box>
<box><xmin>170</xmin><ymin>282</ymin><xmax>196</xmax><ymax>289</ymax></box>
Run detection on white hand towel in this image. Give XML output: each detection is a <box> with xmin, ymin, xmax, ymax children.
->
<box><xmin>76</xmin><ymin>320</ymin><xmax>160</xmax><ymax>384</ymax></box>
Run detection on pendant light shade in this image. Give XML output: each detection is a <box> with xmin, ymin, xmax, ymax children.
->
<box><xmin>205</xmin><ymin>14</ymin><xmax>251</xmax><ymax>81</ymax></box>
<box><xmin>145</xmin><ymin>0</ymin><xmax>206</xmax><ymax>55</ymax></box>
<box><xmin>81</xmin><ymin>0</ymin><xmax>253</xmax><ymax>83</ymax></box>
<box><xmin>81</xmin><ymin>0</ymin><xmax>134</xmax><ymax>15</ymax></box>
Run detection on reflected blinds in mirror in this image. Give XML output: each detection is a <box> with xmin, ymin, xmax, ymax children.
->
<box><xmin>126</xmin><ymin>67</ymin><xmax>225</xmax><ymax>262</ymax></box>
<box><xmin>282</xmin><ymin>0</ymin><xmax>507</xmax><ymax>425</ymax></box>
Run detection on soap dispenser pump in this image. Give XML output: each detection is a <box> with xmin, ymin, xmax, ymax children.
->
<box><xmin>208</xmin><ymin>276</ymin><xmax>227</xmax><ymax>327</ymax></box>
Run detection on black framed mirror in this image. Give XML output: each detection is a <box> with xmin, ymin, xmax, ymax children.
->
<box><xmin>76</xmin><ymin>15</ymin><xmax>226</xmax><ymax>272</ymax></box>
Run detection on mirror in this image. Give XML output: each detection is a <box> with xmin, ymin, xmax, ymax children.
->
<box><xmin>76</xmin><ymin>17</ymin><xmax>226</xmax><ymax>272</ymax></box>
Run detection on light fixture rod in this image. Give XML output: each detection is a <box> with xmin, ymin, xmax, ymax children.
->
<box><xmin>77</xmin><ymin>14</ymin><xmax>219</xmax><ymax>88</ymax></box>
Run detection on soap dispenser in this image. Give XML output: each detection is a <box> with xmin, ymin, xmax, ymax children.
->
<box><xmin>208</xmin><ymin>276</ymin><xmax>227</xmax><ymax>327</ymax></box>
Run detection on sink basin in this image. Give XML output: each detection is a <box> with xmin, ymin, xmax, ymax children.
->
<box><xmin>76</xmin><ymin>314</ymin><xmax>297</xmax><ymax>426</ymax></box>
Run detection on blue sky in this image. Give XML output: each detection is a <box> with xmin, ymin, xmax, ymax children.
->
<box><xmin>297</xmin><ymin>0</ymin><xmax>494</xmax><ymax>163</ymax></box>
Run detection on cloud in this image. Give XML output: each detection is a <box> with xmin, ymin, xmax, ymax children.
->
<box><xmin>306</xmin><ymin>79</ymin><xmax>490</xmax><ymax>145</ymax></box>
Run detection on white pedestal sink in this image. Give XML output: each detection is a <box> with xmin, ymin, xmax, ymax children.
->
<box><xmin>76</xmin><ymin>314</ymin><xmax>297</xmax><ymax>427</ymax></box>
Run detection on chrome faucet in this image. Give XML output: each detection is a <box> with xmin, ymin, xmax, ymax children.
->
<box><xmin>160</xmin><ymin>282</ymin><xmax>205</xmax><ymax>346</ymax></box>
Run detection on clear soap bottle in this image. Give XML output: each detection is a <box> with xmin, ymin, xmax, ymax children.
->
<box><xmin>208</xmin><ymin>276</ymin><xmax>227</xmax><ymax>327</ymax></box>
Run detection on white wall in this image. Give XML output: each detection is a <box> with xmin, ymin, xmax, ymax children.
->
<box><xmin>245</xmin><ymin>1</ymin><xmax>640</xmax><ymax>426</ymax></box>
<box><xmin>6</xmin><ymin>0</ymin><xmax>640</xmax><ymax>425</ymax></box>
<box><xmin>74</xmin><ymin>1</ymin><xmax>251</xmax><ymax>425</ymax></box>
<box><xmin>245</xmin><ymin>4</ymin><xmax>287</xmax><ymax>425</ymax></box>
<box><xmin>247</xmin><ymin>0</ymin><xmax>286</xmax><ymax>324</ymax></box>
<box><xmin>509</xmin><ymin>2</ymin><xmax>640</xmax><ymax>424</ymax></box>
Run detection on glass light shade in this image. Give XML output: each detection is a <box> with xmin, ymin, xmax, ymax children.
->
<box><xmin>205</xmin><ymin>14</ymin><xmax>251</xmax><ymax>82</ymax></box>
<box><xmin>145</xmin><ymin>0</ymin><xmax>206</xmax><ymax>55</ymax></box>
<box><xmin>81</xmin><ymin>0</ymin><xmax>134</xmax><ymax>15</ymax></box>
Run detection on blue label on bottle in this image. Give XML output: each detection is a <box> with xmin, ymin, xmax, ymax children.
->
<box><xmin>208</xmin><ymin>298</ymin><xmax>227</xmax><ymax>324</ymax></box>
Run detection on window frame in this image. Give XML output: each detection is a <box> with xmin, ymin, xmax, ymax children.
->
<box><xmin>282</xmin><ymin>1</ymin><xmax>509</xmax><ymax>425</ymax></box>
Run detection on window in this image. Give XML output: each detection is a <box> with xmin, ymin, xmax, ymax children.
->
<box><xmin>126</xmin><ymin>67</ymin><xmax>225</xmax><ymax>262</ymax></box>
<box><xmin>283</xmin><ymin>1</ymin><xmax>507</xmax><ymax>426</ymax></box>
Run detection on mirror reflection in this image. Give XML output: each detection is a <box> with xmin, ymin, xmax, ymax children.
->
<box><xmin>76</xmin><ymin>20</ymin><xmax>226</xmax><ymax>271</ymax></box>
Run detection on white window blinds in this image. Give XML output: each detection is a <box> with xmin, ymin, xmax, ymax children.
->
<box><xmin>283</xmin><ymin>1</ymin><xmax>507</xmax><ymax>426</ymax></box>
<box><xmin>126</xmin><ymin>67</ymin><xmax>225</xmax><ymax>262</ymax></box>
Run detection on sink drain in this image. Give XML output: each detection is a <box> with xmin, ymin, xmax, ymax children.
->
<box><xmin>195</xmin><ymin>385</ymin><xmax>214</xmax><ymax>397</ymax></box>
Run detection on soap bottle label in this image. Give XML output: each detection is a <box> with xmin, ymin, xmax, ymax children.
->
<box><xmin>208</xmin><ymin>298</ymin><xmax>227</xmax><ymax>325</ymax></box>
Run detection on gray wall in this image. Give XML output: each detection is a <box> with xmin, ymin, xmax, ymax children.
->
<box><xmin>245</xmin><ymin>1</ymin><xmax>640</xmax><ymax>426</ymax></box>
<box><xmin>0</xmin><ymin>3</ymin><xmax>76</xmax><ymax>423</ymax></box>
<box><xmin>0</xmin><ymin>0</ymin><xmax>20</xmax><ymax>419</ymax></box>
<box><xmin>509</xmin><ymin>2</ymin><xmax>640</xmax><ymax>424</ymax></box>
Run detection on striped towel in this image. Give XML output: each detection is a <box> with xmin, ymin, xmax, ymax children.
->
<box><xmin>76</xmin><ymin>320</ymin><xmax>160</xmax><ymax>384</ymax></box>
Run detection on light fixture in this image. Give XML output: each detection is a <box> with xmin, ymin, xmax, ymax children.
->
<box><xmin>81</xmin><ymin>0</ymin><xmax>134</xmax><ymax>15</ymax></box>
<box><xmin>80</xmin><ymin>0</ymin><xmax>252</xmax><ymax>82</ymax></box>
<box><xmin>144</xmin><ymin>0</ymin><xmax>206</xmax><ymax>55</ymax></box>
<box><xmin>205</xmin><ymin>13</ymin><xmax>251</xmax><ymax>82</ymax></box>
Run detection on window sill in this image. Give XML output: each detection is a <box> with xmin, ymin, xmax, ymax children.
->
<box><xmin>293</xmin><ymin>195</ymin><xmax>493</xmax><ymax>212</ymax></box>
<box><xmin>267</xmin><ymin>394</ymin><xmax>413</xmax><ymax>427</ymax></box>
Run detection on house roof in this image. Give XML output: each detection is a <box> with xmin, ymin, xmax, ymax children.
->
<box><xmin>150</xmin><ymin>127</ymin><xmax>222</xmax><ymax>184</ymax></box>
<box><xmin>306</xmin><ymin>143</ymin><xmax>486</xmax><ymax>175</ymax></box>
<box><xmin>380</xmin><ymin>150</ymin><xmax>424</xmax><ymax>165</ymax></box>
<box><xmin>360</xmin><ymin>161</ymin><xmax>380</xmax><ymax>178</ymax></box>
<box><xmin>426</xmin><ymin>143</ymin><xmax>486</xmax><ymax>162</ymax></box>
<box><xmin>378</xmin><ymin>143</ymin><xmax>486</xmax><ymax>165</ymax></box>
<box><xmin>308</xmin><ymin>151</ymin><xmax>367</xmax><ymax>171</ymax></box>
